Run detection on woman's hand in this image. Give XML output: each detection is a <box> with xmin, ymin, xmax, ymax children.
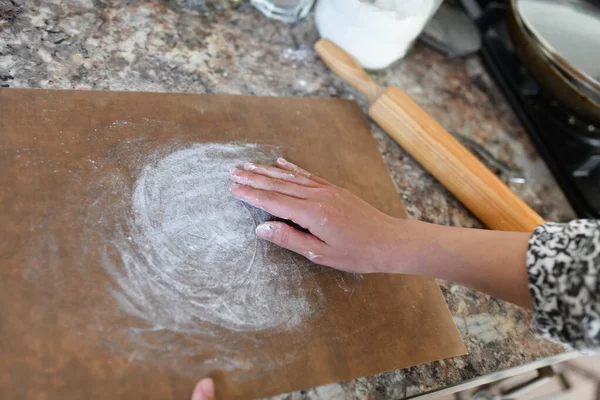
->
<box><xmin>230</xmin><ymin>157</ymin><xmax>411</xmax><ymax>274</ymax></box>
<box><xmin>230</xmin><ymin>158</ymin><xmax>533</xmax><ymax>308</ymax></box>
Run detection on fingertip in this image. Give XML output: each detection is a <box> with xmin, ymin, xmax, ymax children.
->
<box><xmin>230</xmin><ymin>168</ymin><xmax>243</xmax><ymax>184</ymax></box>
<box><xmin>276</xmin><ymin>157</ymin><xmax>296</xmax><ymax>170</ymax></box>
<box><xmin>192</xmin><ymin>378</ymin><xmax>215</xmax><ymax>400</ymax></box>
<box><xmin>200</xmin><ymin>378</ymin><xmax>215</xmax><ymax>398</ymax></box>
<box><xmin>230</xmin><ymin>171</ymin><xmax>251</xmax><ymax>185</ymax></box>
<box><xmin>230</xmin><ymin>184</ymin><xmax>249</xmax><ymax>200</ymax></box>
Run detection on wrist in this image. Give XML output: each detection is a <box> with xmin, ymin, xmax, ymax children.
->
<box><xmin>380</xmin><ymin>218</ymin><xmax>439</xmax><ymax>275</ymax></box>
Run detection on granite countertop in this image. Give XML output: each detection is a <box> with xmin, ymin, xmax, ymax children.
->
<box><xmin>0</xmin><ymin>0</ymin><xmax>578</xmax><ymax>398</ymax></box>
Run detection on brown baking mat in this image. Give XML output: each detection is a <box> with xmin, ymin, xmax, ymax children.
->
<box><xmin>0</xmin><ymin>88</ymin><xmax>465</xmax><ymax>399</ymax></box>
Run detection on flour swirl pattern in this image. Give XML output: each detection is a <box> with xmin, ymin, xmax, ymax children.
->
<box><xmin>107</xmin><ymin>143</ymin><xmax>324</xmax><ymax>335</ymax></box>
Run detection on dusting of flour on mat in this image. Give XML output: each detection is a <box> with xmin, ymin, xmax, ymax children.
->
<box><xmin>105</xmin><ymin>143</ymin><xmax>323</xmax><ymax>335</ymax></box>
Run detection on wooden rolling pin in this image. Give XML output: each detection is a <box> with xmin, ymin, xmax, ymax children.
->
<box><xmin>315</xmin><ymin>39</ymin><xmax>544</xmax><ymax>232</ymax></box>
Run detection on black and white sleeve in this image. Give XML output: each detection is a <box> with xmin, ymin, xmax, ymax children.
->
<box><xmin>527</xmin><ymin>220</ymin><xmax>600</xmax><ymax>353</ymax></box>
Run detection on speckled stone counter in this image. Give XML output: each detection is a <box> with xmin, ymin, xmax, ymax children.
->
<box><xmin>0</xmin><ymin>1</ymin><xmax>576</xmax><ymax>398</ymax></box>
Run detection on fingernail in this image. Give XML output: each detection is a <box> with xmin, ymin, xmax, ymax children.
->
<box><xmin>231</xmin><ymin>186</ymin><xmax>252</xmax><ymax>204</ymax></box>
<box><xmin>200</xmin><ymin>378</ymin><xmax>215</xmax><ymax>398</ymax></box>
<box><xmin>191</xmin><ymin>388</ymin><xmax>202</xmax><ymax>400</ymax></box>
<box><xmin>255</xmin><ymin>223</ymin><xmax>273</xmax><ymax>238</ymax></box>
<box><xmin>230</xmin><ymin>168</ymin><xmax>241</xmax><ymax>177</ymax></box>
<box><xmin>243</xmin><ymin>162</ymin><xmax>257</xmax><ymax>171</ymax></box>
<box><xmin>277</xmin><ymin>157</ymin><xmax>288</xmax><ymax>165</ymax></box>
<box><xmin>231</xmin><ymin>172</ymin><xmax>250</xmax><ymax>185</ymax></box>
<box><xmin>192</xmin><ymin>378</ymin><xmax>215</xmax><ymax>400</ymax></box>
<box><xmin>191</xmin><ymin>387</ymin><xmax>203</xmax><ymax>400</ymax></box>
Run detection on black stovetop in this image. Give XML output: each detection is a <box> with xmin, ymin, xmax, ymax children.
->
<box><xmin>459</xmin><ymin>0</ymin><xmax>600</xmax><ymax>218</ymax></box>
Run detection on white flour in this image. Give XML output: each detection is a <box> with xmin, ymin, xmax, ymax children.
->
<box><xmin>106</xmin><ymin>143</ymin><xmax>323</xmax><ymax>335</ymax></box>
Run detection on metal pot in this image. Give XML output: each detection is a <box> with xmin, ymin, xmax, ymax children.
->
<box><xmin>507</xmin><ymin>0</ymin><xmax>600</xmax><ymax>127</ymax></box>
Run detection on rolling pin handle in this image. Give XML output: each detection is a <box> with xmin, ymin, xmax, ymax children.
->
<box><xmin>315</xmin><ymin>39</ymin><xmax>545</xmax><ymax>232</ymax></box>
<box><xmin>314</xmin><ymin>39</ymin><xmax>383</xmax><ymax>104</ymax></box>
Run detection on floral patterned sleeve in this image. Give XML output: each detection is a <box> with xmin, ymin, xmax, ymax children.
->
<box><xmin>527</xmin><ymin>220</ymin><xmax>600</xmax><ymax>353</ymax></box>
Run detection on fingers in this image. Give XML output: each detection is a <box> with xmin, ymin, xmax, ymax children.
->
<box><xmin>191</xmin><ymin>378</ymin><xmax>215</xmax><ymax>400</ymax></box>
<box><xmin>275</xmin><ymin>157</ymin><xmax>330</xmax><ymax>185</ymax></box>
<box><xmin>231</xmin><ymin>184</ymin><xmax>316</xmax><ymax>228</ymax></box>
<box><xmin>242</xmin><ymin>162</ymin><xmax>319</xmax><ymax>187</ymax></box>
<box><xmin>256</xmin><ymin>222</ymin><xmax>328</xmax><ymax>264</ymax></box>
<box><xmin>230</xmin><ymin>168</ymin><xmax>310</xmax><ymax>199</ymax></box>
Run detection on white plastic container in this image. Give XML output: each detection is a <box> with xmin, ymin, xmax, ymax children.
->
<box><xmin>315</xmin><ymin>0</ymin><xmax>443</xmax><ymax>70</ymax></box>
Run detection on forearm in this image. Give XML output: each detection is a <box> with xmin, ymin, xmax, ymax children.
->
<box><xmin>385</xmin><ymin>220</ymin><xmax>533</xmax><ymax>309</ymax></box>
